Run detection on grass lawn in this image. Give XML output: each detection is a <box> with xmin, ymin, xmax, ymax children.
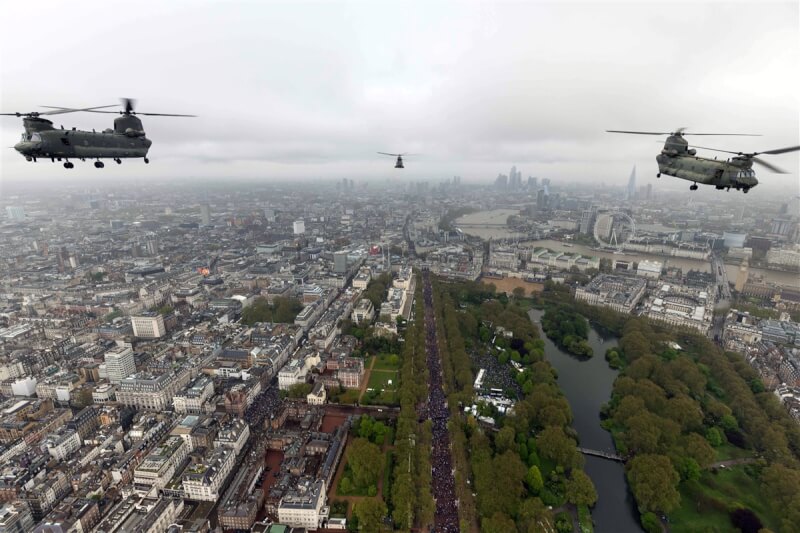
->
<box><xmin>668</xmin><ymin>465</ymin><xmax>779</xmax><ymax>533</ymax></box>
<box><xmin>367</xmin><ymin>369</ymin><xmax>398</xmax><ymax>392</ymax></box>
<box><xmin>578</xmin><ymin>504</ymin><xmax>594</xmax><ymax>533</ymax></box>
<box><xmin>714</xmin><ymin>442</ymin><xmax>753</xmax><ymax>462</ymax></box>
<box><xmin>373</xmin><ymin>354</ymin><xmax>401</xmax><ymax>371</ymax></box>
<box><xmin>362</xmin><ymin>388</ymin><xmax>398</xmax><ymax>406</ymax></box>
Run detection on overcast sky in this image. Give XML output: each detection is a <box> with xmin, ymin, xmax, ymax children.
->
<box><xmin>1</xmin><ymin>0</ymin><xmax>798</xmax><ymax>193</ymax></box>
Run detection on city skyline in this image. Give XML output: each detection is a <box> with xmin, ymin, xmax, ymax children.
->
<box><xmin>1</xmin><ymin>1</ymin><xmax>797</xmax><ymax>189</ymax></box>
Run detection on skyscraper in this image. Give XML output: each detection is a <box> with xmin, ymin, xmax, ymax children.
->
<box><xmin>105</xmin><ymin>345</ymin><xmax>135</xmax><ymax>384</ymax></box>
<box><xmin>333</xmin><ymin>251</ymin><xmax>348</xmax><ymax>273</ymax></box>
<box><xmin>626</xmin><ymin>166</ymin><xmax>637</xmax><ymax>201</ymax></box>
<box><xmin>200</xmin><ymin>203</ymin><xmax>211</xmax><ymax>225</ymax></box>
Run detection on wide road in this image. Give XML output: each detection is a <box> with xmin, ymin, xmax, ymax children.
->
<box><xmin>422</xmin><ymin>269</ymin><xmax>460</xmax><ymax>532</ymax></box>
<box><xmin>711</xmin><ymin>253</ymin><xmax>731</xmax><ymax>342</ymax></box>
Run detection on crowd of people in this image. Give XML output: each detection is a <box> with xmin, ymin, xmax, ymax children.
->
<box><xmin>423</xmin><ymin>270</ymin><xmax>460</xmax><ymax>533</ymax></box>
<box><xmin>471</xmin><ymin>349</ymin><xmax>522</xmax><ymax>398</ymax></box>
<box><xmin>244</xmin><ymin>384</ymin><xmax>282</xmax><ymax>428</ymax></box>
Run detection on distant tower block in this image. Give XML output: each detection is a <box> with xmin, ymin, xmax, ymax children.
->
<box><xmin>293</xmin><ymin>219</ymin><xmax>305</xmax><ymax>235</ymax></box>
<box><xmin>735</xmin><ymin>262</ymin><xmax>749</xmax><ymax>292</ymax></box>
<box><xmin>200</xmin><ymin>203</ymin><xmax>211</xmax><ymax>225</ymax></box>
<box><xmin>626</xmin><ymin>165</ymin><xmax>637</xmax><ymax>200</ymax></box>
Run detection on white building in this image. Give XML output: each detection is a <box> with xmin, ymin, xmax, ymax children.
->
<box><xmin>277</xmin><ymin>479</ymin><xmax>328</xmax><ymax>530</ymax></box>
<box><xmin>182</xmin><ymin>448</ymin><xmax>235</xmax><ymax>502</ymax></box>
<box><xmin>92</xmin><ymin>383</ymin><xmax>116</xmax><ymax>404</ymax></box>
<box><xmin>351</xmin><ymin>268</ymin><xmax>371</xmax><ymax>290</ymax></box>
<box><xmin>131</xmin><ymin>313</ymin><xmax>166</xmax><ymax>339</ymax></box>
<box><xmin>767</xmin><ymin>247</ymin><xmax>800</xmax><ymax>268</ymax></box>
<box><xmin>133</xmin><ymin>437</ymin><xmax>189</xmax><ymax>495</ymax></box>
<box><xmin>10</xmin><ymin>376</ymin><xmax>37</xmax><ymax>397</ymax></box>
<box><xmin>575</xmin><ymin>274</ymin><xmax>647</xmax><ymax>314</ymax></box>
<box><xmin>117</xmin><ymin>370</ymin><xmax>191</xmax><ymax>411</ymax></box>
<box><xmin>351</xmin><ymin>299</ymin><xmax>375</xmax><ymax>325</ymax></box>
<box><xmin>44</xmin><ymin>428</ymin><xmax>81</xmax><ymax>461</ymax></box>
<box><xmin>278</xmin><ymin>358</ymin><xmax>306</xmax><ymax>390</ymax></box>
<box><xmin>293</xmin><ymin>219</ymin><xmax>306</xmax><ymax>235</ymax></box>
<box><xmin>173</xmin><ymin>375</ymin><xmax>215</xmax><ymax>414</ymax></box>
<box><xmin>104</xmin><ymin>345</ymin><xmax>135</xmax><ymax>384</ymax></box>
<box><xmin>5</xmin><ymin>206</ymin><xmax>25</xmax><ymax>221</ymax></box>
<box><xmin>0</xmin><ymin>502</ymin><xmax>35</xmax><ymax>532</ymax></box>
<box><xmin>307</xmin><ymin>382</ymin><xmax>326</xmax><ymax>405</ymax></box>
<box><xmin>636</xmin><ymin>260</ymin><xmax>663</xmax><ymax>279</ymax></box>
<box><xmin>214</xmin><ymin>418</ymin><xmax>251</xmax><ymax>455</ymax></box>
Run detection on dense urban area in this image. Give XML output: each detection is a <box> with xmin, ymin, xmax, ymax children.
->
<box><xmin>1</xmin><ymin>171</ymin><xmax>799</xmax><ymax>533</ymax></box>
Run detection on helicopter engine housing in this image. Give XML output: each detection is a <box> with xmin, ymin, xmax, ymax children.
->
<box><xmin>114</xmin><ymin>115</ymin><xmax>145</xmax><ymax>136</ymax></box>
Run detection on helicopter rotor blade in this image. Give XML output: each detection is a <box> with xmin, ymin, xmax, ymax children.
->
<box><xmin>608</xmin><ymin>129</ymin><xmax>760</xmax><ymax>136</ymax></box>
<box><xmin>752</xmin><ymin>157</ymin><xmax>789</xmax><ymax>174</ymax></box>
<box><xmin>132</xmin><ymin>112</ymin><xmax>197</xmax><ymax>117</ymax></box>
<box><xmin>757</xmin><ymin>145</ymin><xmax>800</xmax><ymax>156</ymax></box>
<box><xmin>607</xmin><ymin>130</ymin><xmax>672</xmax><ymax>135</ymax></box>
<box><xmin>3</xmin><ymin>105</ymin><xmax>117</xmax><ymax>117</ymax></box>
<box><xmin>377</xmin><ymin>152</ymin><xmax>401</xmax><ymax>156</ymax></box>
<box><xmin>682</xmin><ymin>133</ymin><xmax>761</xmax><ymax>136</ymax></box>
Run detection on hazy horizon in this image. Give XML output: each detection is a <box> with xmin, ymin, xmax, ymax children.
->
<box><xmin>1</xmin><ymin>1</ymin><xmax>798</xmax><ymax>194</ymax></box>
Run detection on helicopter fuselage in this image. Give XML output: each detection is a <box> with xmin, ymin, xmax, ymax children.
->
<box><xmin>13</xmin><ymin>116</ymin><xmax>152</xmax><ymax>164</ymax></box>
<box><xmin>656</xmin><ymin>134</ymin><xmax>758</xmax><ymax>192</ymax></box>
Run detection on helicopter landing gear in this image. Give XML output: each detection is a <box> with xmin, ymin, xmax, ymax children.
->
<box><xmin>144</xmin><ymin>158</ymin><xmax>149</xmax><ymax>164</ymax></box>
<box><xmin>657</xmin><ymin>173</ymin><xmax>661</xmax><ymax>178</ymax></box>
<box><xmin>114</xmin><ymin>158</ymin><xmax>122</xmax><ymax>164</ymax></box>
<box><xmin>94</xmin><ymin>161</ymin><xmax>104</xmax><ymax>168</ymax></box>
<box><xmin>25</xmin><ymin>156</ymin><xmax>32</xmax><ymax>162</ymax></box>
<box><xmin>63</xmin><ymin>161</ymin><xmax>74</xmax><ymax>169</ymax></box>
<box><xmin>743</xmin><ymin>187</ymin><xmax>750</xmax><ymax>194</ymax></box>
<box><xmin>690</xmin><ymin>184</ymin><xmax>698</xmax><ymax>191</ymax></box>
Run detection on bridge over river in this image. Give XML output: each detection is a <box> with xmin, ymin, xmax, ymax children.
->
<box><xmin>578</xmin><ymin>447</ymin><xmax>625</xmax><ymax>462</ymax></box>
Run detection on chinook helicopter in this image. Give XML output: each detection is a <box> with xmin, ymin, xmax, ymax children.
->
<box><xmin>377</xmin><ymin>152</ymin><xmax>414</xmax><ymax>168</ymax></box>
<box><xmin>3</xmin><ymin>98</ymin><xmax>195</xmax><ymax>168</ymax></box>
<box><xmin>607</xmin><ymin>129</ymin><xmax>800</xmax><ymax>193</ymax></box>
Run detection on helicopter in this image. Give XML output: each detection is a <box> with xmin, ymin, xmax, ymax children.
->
<box><xmin>377</xmin><ymin>152</ymin><xmax>413</xmax><ymax>168</ymax></box>
<box><xmin>3</xmin><ymin>98</ymin><xmax>195</xmax><ymax>168</ymax></box>
<box><xmin>607</xmin><ymin>129</ymin><xmax>800</xmax><ymax>193</ymax></box>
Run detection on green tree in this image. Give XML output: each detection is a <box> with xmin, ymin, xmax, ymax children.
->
<box><xmin>627</xmin><ymin>454</ymin><xmax>681</xmax><ymax>514</ymax></box>
<box><xmin>482</xmin><ymin>512</ymin><xmax>516</xmax><ymax>533</ymax></box>
<box><xmin>536</xmin><ymin>426</ymin><xmax>583</xmax><ymax>469</ymax></box>
<box><xmin>565</xmin><ymin>470</ymin><xmax>597</xmax><ymax>506</ymax></box>
<box><xmin>640</xmin><ymin>512</ymin><xmax>661</xmax><ymax>533</ymax></box>
<box><xmin>495</xmin><ymin>426</ymin><xmax>516</xmax><ymax>454</ymax></box>
<box><xmin>340</xmin><ymin>476</ymin><xmax>353</xmax><ymax>495</ymax></box>
<box><xmin>678</xmin><ymin>457</ymin><xmax>701</xmax><ymax>481</ymax></box>
<box><xmin>287</xmin><ymin>382</ymin><xmax>313</xmax><ymax>398</ymax></box>
<box><xmin>706</xmin><ymin>427</ymin><xmax>724</xmax><ymax>447</ymax></box>
<box><xmin>347</xmin><ymin>438</ymin><xmax>383</xmax><ymax>488</ymax></box>
<box><xmin>516</xmin><ymin>497</ymin><xmax>552</xmax><ymax>532</ymax></box>
<box><xmin>354</xmin><ymin>497</ymin><xmax>387</xmax><ymax>532</ymax></box>
<box><xmin>525</xmin><ymin>465</ymin><xmax>544</xmax><ymax>494</ymax></box>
